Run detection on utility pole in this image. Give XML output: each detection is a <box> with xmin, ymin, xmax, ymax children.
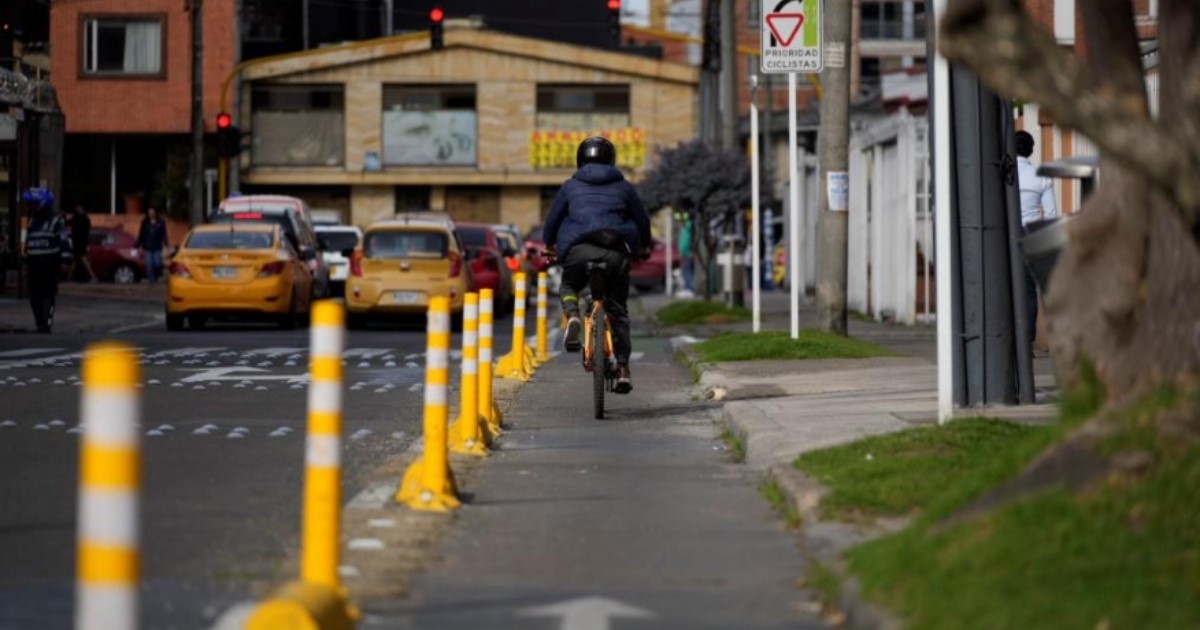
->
<box><xmin>814</xmin><ymin>0</ymin><xmax>851</xmax><ymax>335</ymax></box>
<box><xmin>719</xmin><ymin>0</ymin><xmax>737</xmax><ymax>149</ymax></box>
<box><xmin>189</xmin><ymin>0</ymin><xmax>205</xmax><ymax>226</ymax></box>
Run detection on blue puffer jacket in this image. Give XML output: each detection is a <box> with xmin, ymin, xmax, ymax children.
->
<box><xmin>544</xmin><ymin>164</ymin><xmax>652</xmax><ymax>258</ymax></box>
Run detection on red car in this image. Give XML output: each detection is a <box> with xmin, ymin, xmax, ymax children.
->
<box><xmin>86</xmin><ymin>228</ymin><xmax>147</xmax><ymax>284</ymax></box>
<box><xmin>523</xmin><ymin>223</ymin><xmax>551</xmax><ymax>273</ymax></box>
<box><xmin>630</xmin><ymin>238</ymin><xmax>679</xmax><ymax>292</ymax></box>
<box><xmin>455</xmin><ymin>223</ymin><xmax>514</xmax><ymax>315</ymax></box>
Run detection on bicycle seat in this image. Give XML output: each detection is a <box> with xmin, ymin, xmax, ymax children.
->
<box><xmin>585</xmin><ymin>261</ymin><xmax>608</xmax><ymax>272</ymax></box>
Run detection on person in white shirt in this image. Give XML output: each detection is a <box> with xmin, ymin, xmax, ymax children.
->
<box><xmin>1015</xmin><ymin>130</ymin><xmax>1057</xmax><ymax>352</ymax></box>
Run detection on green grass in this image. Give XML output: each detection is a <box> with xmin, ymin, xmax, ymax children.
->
<box><xmin>805</xmin><ymin>559</ymin><xmax>844</xmax><ymax>611</ymax></box>
<box><xmin>833</xmin><ymin>389</ymin><xmax>1200</xmax><ymax>630</ymax></box>
<box><xmin>656</xmin><ymin>301</ymin><xmax>751</xmax><ymax>326</ymax></box>
<box><xmin>759</xmin><ymin>477</ymin><xmax>801</xmax><ymax>529</ymax></box>
<box><xmin>694</xmin><ymin>330</ymin><xmax>892</xmax><ymax>363</ymax></box>
<box><xmin>719</xmin><ymin>428</ymin><xmax>746</xmax><ymax>463</ymax></box>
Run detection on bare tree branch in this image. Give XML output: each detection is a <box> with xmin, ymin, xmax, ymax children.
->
<box><xmin>940</xmin><ymin>0</ymin><xmax>1200</xmax><ymax>228</ymax></box>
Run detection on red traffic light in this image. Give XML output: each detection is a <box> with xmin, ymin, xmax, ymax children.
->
<box><xmin>607</xmin><ymin>0</ymin><xmax>620</xmax><ymax>10</ymax></box>
<box><xmin>430</xmin><ymin>7</ymin><xmax>444</xmax><ymax>22</ymax></box>
<box><xmin>216</xmin><ymin>112</ymin><xmax>232</xmax><ymax>129</ymax></box>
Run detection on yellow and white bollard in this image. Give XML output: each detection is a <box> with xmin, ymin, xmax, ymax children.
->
<box><xmin>478</xmin><ymin>289</ymin><xmax>503</xmax><ymax>440</ymax></box>
<box><xmin>247</xmin><ymin>301</ymin><xmax>356</xmax><ymax>630</ymax></box>
<box><xmin>396</xmin><ymin>296</ymin><xmax>461</xmax><ymax>512</ymax></box>
<box><xmin>496</xmin><ymin>272</ymin><xmax>535</xmax><ymax>381</ymax></box>
<box><xmin>449</xmin><ymin>293</ymin><xmax>489</xmax><ymax>457</ymax></box>
<box><xmin>302</xmin><ymin>301</ymin><xmax>345</xmax><ymax>587</ymax></box>
<box><xmin>77</xmin><ymin>342</ymin><xmax>140</xmax><ymax>630</ymax></box>
<box><xmin>536</xmin><ymin>271</ymin><xmax>550</xmax><ymax>362</ymax></box>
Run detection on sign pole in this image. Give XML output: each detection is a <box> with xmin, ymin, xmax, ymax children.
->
<box><xmin>933</xmin><ymin>0</ymin><xmax>954</xmax><ymax>424</ymax></box>
<box><xmin>751</xmin><ymin>75</ymin><xmax>762</xmax><ymax>333</ymax></box>
<box><xmin>787</xmin><ymin>71</ymin><xmax>801</xmax><ymax>339</ymax></box>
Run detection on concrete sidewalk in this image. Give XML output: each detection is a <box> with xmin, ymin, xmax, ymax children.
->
<box><xmin>641</xmin><ymin>289</ymin><xmax>1059</xmax><ymax>470</ymax></box>
<box><xmin>0</xmin><ymin>282</ymin><xmax>164</xmax><ymax>334</ymax></box>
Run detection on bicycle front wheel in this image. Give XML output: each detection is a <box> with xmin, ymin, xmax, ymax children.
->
<box><xmin>592</xmin><ymin>310</ymin><xmax>606</xmax><ymax>420</ymax></box>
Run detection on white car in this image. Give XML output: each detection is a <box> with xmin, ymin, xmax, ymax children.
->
<box><xmin>314</xmin><ymin>225</ymin><xmax>362</xmax><ymax>292</ymax></box>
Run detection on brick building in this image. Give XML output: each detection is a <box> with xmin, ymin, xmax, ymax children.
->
<box><xmin>50</xmin><ymin>0</ymin><xmax>237</xmax><ymax>216</ymax></box>
<box><xmin>233</xmin><ymin>25</ymin><xmax>698</xmax><ymax>229</ymax></box>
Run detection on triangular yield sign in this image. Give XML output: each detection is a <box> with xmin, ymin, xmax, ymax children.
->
<box><xmin>766</xmin><ymin>13</ymin><xmax>806</xmax><ymax>47</ymax></box>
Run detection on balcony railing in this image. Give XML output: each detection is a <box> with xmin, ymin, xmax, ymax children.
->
<box><xmin>861</xmin><ymin>17</ymin><xmax>927</xmax><ymax>40</ymax></box>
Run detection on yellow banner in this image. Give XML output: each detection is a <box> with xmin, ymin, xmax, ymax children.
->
<box><xmin>529</xmin><ymin>128</ymin><xmax>646</xmax><ymax>170</ymax></box>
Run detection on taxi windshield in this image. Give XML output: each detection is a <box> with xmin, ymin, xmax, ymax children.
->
<box><xmin>186</xmin><ymin>231</ymin><xmax>275</xmax><ymax>250</ymax></box>
<box><xmin>365</xmin><ymin>230</ymin><xmax>448</xmax><ymax>259</ymax></box>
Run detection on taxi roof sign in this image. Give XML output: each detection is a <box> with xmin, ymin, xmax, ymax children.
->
<box><xmin>761</xmin><ymin>0</ymin><xmax>822</xmax><ymax>74</ymax></box>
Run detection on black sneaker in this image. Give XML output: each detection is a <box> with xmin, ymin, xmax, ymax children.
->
<box><xmin>614</xmin><ymin>364</ymin><xmax>632</xmax><ymax>394</ymax></box>
<box><xmin>564</xmin><ymin>317</ymin><xmax>582</xmax><ymax>352</ymax></box>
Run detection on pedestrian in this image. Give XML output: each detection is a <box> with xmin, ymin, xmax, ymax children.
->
<box><xmin>22</xmin><ymin>188</ymin><xmax>71</xmax><ymax>333</ymax></box>
<box><xmin>678</xmin><ymin>215</ymin><xmax>694</xmax><ymax>293</ymax></box>
<box><xmin>67</xmin><ymin>204</ymin><xmax>98</xmax><ymax>283</ymax></box>
<box><xmin>1015</xmin><ymin>130</ymin><xmax>1059</xmax><ymax>354</ymax></box>
<box><xmin>137</xmin><ymin>206</ymin><xmax>169</xmax><ymax>284</ymax></box>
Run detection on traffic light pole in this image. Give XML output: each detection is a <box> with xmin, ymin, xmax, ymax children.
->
<box><xmin>189</xmin><ymin>0</ymin><xmax>206</xmax><ymax>225</ymax></box>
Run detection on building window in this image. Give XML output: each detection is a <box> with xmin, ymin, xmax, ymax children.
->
<box><xmin>82</xmin><ymin>16</ymin><xmax>163</xmax><ymax>76</ymax></box>
<box><xmin>382</xmin><ymin>85</ymin><xmax>477</xmax><ymax>166</ymax></box>
<box><xmin>536</xmin><ymin>84</ymin><xmax>631</xmax><ymax>131</ymax></box>
<box><xmin>251</xmin><ymin>84</ymin><xmax>345</xmax><ymax>167</ymax></box>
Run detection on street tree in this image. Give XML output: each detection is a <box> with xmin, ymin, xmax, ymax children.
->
<box><xmin>941</xmin><ymin>0</ymin><xmax>1199</xmax><ymax>406</ymax></box>
<box><xmin>640</xmin><ymin>140</ymin><xmax>751</xmax><ymax>301</ymax></box>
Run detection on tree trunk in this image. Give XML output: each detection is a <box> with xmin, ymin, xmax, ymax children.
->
<box><xmin>694</xmin><ymin>213</ymin><xmax>714</xmax><ymax>301</ymax></box>
<box><xmin>941</xmin><ymin>0</ymin><xmax>1200</xmax><ymax>405</ymax></box>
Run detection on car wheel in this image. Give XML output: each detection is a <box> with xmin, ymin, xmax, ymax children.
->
<box><xmin>278</xmin><ymin>293</ymin><xmax>298</xmax><ymax>330</ymax></box>
<box><xmin>451</xmin><ymin>311</ymin><xmax>464</xmax><ymax>333</ymax></box>
<box><xmin>166</xmin><ymin>313</ymin><xmax>184</xmax><ymax>331</ymax></box>
<box><xmin>113</xmin><ymin>264</ymin><xmax>138</xmax><ymax>285</ymax></box>
<box><xmin>188</xmin><ymin>315</ymin><xmax>207</xmax><ymax>330</ymax></box>
<box><xmin>346</xmin><ymin>312</ymin><xmax>366</xmax><ymax>330</ymax></box>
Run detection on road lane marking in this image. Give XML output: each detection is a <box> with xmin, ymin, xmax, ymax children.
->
<box><xmin>0</xmin><ymin>348</ymin><xmax>65</xmax><ymax>358</ymax></box>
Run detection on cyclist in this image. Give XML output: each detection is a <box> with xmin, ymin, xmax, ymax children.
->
<box><xmin>22</xmin><ymin>188</ymin><xmax>71</xmax><ymax>333</ymax></box>
<box><xmin>544</xmin><ymin>136</ymin><xmax>651</xmax><ymax>394</ymax></box>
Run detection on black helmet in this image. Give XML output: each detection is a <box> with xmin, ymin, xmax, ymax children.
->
<box><xmin>576</xmin><ymin>136</ymin><xmax>617</xmax><ymax>169</ymax></box>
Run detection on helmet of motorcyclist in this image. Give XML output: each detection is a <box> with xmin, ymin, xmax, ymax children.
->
<box><xmin>22</xmin><ymin>188</ymin><xmax>55</xmax><ymax>212</ymax></box>
<box><xmin>576</xmin><ymin>136</ymin><xmax>617</xmax><ymax>169</ymax></box>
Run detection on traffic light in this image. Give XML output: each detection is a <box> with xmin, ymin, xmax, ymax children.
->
<box><xmin>430</xmin><ymin>7</ymin><xmax>444</xmax><ymax>51</ymax></box>
<box><xmin>607</xmin><ymin>0</ymin><xmax>621</xmax><ymax>47</ymax></box>
<box><xmin>216</xmin><ymin>112</ymin><xmax>243</xmax><ymax>158</ymax></box>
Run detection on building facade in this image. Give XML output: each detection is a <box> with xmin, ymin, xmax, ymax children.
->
<box><xmin>234</xmin><ymin>26</ymin><xmax>698</xmax><ymax>230</ymax></box>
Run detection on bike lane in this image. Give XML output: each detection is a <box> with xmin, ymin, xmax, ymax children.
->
<box><xmin>373</xmin><ymin>333</ymin><xmax>829</xmax><ymax>629</ymax></box>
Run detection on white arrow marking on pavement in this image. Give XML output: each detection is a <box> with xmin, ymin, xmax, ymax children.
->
<box><xmin>178</xmin><ymin>367</ymin><xmax>309</xmax><ymax>384</ymax></box>
<box><xmin>518</xmin><ymin>597</ymin><xmax>654</xmax><ymax>630</ymax></box>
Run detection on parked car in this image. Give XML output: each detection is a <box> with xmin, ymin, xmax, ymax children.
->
<box><xmin>86</xmin><ymin>227</ymin><xmax>146</xmax><ymax>284</ymax></box>
<box><xmin>630</xmin><ymin>237</ymin><xmax>679</xmax><ymax>292</ymax></box>
<box><xmin>310</xmin><ymin>209</ymin><xmax>344</xmax><ymax>226</ymax></box>
<box><xmin>523</xmin><ymin>223</ymin><xmax>551</xmax><ymax>273</ymax></box>
<box><xmin>166</xmin><ymin>223</ymin><xmax>315</xmax><ymax>330</ymax></box>
<box><xmin>213</xmin><ymin>195</ymin><xmax>331</xmax><ymax>298</ymax></box>
<box><xmin>344</xmin><ymin>218</ymin><xmax>471</xmax><ymax>329</ymax></box>
<box><xmin>491</xmin><ymin>224</ymin><xmax>526</xmax><ymax>271</ymax></box>
<box><xmin>456</xmin><ymin>222</ymin><xmax>515</xmax><ymax>311</ymax></box>
<box><xmin>314</xmin><ymin>225</ymin><xmax>362</xmax><ymax>296</ymax></box>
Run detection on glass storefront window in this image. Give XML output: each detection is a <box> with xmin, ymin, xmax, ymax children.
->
<box><xmin>251</xmin><ymin>84</ymin><xmax>345</xmax><ymax>167</ymax></box>
<box><xmin>382</xmin><ymin>85</ymin><xmax>477</xmax><ymax>166</ymax></box>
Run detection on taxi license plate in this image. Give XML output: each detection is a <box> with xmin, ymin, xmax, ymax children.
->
<box><xmin>212</xmin><ymin>266</ymin><xmax>237</xmax><ymax>279</ymax></box>
<box><xmin>389</xmin><ymin>291</ymin><xmax>422</xmax><ymax>305</ymax></box>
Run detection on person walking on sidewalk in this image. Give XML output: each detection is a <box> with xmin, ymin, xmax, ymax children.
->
<box><xmin>544</xmin><ymin>136</ymin><xmax>652</xmax><ymax>394</ymax></box>
<box><xmin>1016</xmin><ymin>130</ymin><xmax>1058</xmax><ymax>354</ymax></box>
<box><xmin>67</xmin><ymin>204</ymin><xmax>98</xmax><ymax>283</ymax></box>
<box><xmin>22</xmin><ymin>188</ymin><xmax>71</xmax><ymax>333</ymax></box>
<box><xmin>678</xmin><ymin>215</ymin><xmax>695</xmax><ymax>295</ymax></box>
<box><xmin>137</xmin><ymin>207</ymin><xmax>169</xmax><ymax>284</ymax></box>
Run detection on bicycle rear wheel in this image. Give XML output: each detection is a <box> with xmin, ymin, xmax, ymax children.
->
<box><xmin>592</xmin><ymin>309</ymin><xmax>606</xmax><ymax>419</ymax></box>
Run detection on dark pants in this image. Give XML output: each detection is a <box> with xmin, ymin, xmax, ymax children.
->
<box><xmin>27</xmin><ymin>257</ymin><xmax>60</xmax><ymax>330</ymax></box>
<box><xmin>1024</xmin><ymin>265</ymin><xmax>1039</xmax><ymax>348</ymax></box>
<box><xmin>561</xmin><ymin>243</ymin><xmax>632</xmax><ymax>364</ymax></box>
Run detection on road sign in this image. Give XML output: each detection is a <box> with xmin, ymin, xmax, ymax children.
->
<box><xmin>760</xmin><ymin>0</ymin><xmax>822</xmax><ymax>74</ymax></box>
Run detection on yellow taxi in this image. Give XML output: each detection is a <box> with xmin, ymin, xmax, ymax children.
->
<box><xmin>344</xmin><ymin>218</ymin><xmax>469</xmax><ymax>328</ymax></box>
<box><xmin>166</xmin><ymin>223</ymin><xmax>315</xmax><ymax>330</ymax></box>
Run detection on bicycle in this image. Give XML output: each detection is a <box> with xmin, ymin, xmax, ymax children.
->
<box><xmin>579</xmin><ymin>262</ymin><xmax>618</xmax><ymax>420</ymax></box>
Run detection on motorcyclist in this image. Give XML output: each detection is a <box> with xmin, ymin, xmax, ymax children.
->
<box><xmin>544</xmin><ymin>136</ymin><xmax>651</xmax><ymax>394</ymax></box>
<box><xmin>22</xmin><ymin>188</ymin><xmax>70</xmax><ymax>333</ymax></box>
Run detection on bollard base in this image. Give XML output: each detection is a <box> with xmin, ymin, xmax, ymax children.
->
<box><xmin>495</xmin><ymin>351</ymin><xmax>532</xmax><ymax>381</ymax></box>
<box><xmin>396</xmin><ymin>456</ymin><xmax>461</xmax><ymax>512</ymax></box>
<box><xmin>245</xmin><ymin>581</ymin><xmax>358</xmax><ymax>630</ymax></box>
<box><xmin>448</xmin><ymin>414</ymin><xmax>491</xmax><ymax>456</ymax></box>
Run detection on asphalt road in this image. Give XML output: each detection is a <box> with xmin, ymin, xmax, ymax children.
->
<box><xmin>0</xmin><ymin>312</ymin><xmax>524</xmax><ymax>630</ymax></box>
